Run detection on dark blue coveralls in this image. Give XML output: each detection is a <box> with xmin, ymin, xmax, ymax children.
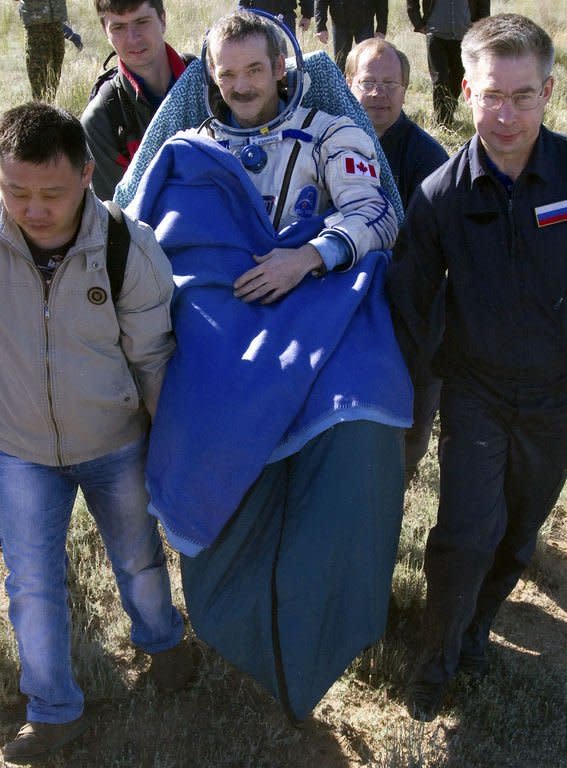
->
<box><xmin>388</xmin><ymin>127</ymin><xmax>567</xmax><ymax>682</ymax></box>
<box><xmin>380</xmin><ymin>110</ymin><xmax>448</xmax><ymax>483</ymax></box>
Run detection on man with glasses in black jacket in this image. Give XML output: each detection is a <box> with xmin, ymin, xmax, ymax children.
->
<box><xmin>389</xmin><ymin>13</ymin><xmax>566</xmax><ymax>722</ymax></box>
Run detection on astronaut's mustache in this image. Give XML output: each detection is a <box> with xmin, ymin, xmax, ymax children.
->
<box><xmin>231</xmin><ymin>91</ymin><xmax>259</xmax><ymax>102</ymax></box>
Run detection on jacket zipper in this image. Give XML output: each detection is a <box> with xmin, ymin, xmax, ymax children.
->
<box><xmin>507</xmin><ymin>195</ymin><xmax>517</xmax><ymax>257</ymax></box>
<box><xmin>42</xmin><ymin>275</ymin><xmax>64</xmax><ymax>465</ymax></box>
<box><xmin>507</xmin><ymin>190</ymin><xmax>532</xmax><ymax>361</ymax></box>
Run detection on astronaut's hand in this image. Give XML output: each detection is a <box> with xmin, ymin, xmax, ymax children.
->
<box><xmin>233</xmin><ymin>244</ymin><xmax>323</xmax><ymax>304</ymax></box>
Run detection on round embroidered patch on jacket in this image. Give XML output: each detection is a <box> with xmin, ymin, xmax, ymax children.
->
<box><xmin>87</xmin><ymin>287</ymin><xmax>108</xmax><ymax>305</ymax></box>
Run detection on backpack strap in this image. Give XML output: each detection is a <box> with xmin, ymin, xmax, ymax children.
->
<box><xmin>89</xmin><ymin>52</ymin><xmax>140</xmax><ymax>163</ymax></box>
<box><xmin>99</xmin><ymin>79</ymin><xmax>140</xmax><ymax>163</ymax></box>
<box><xmin>91</xmin><ymin>52</ymin><xmax>194</xmax><ymax>167</ymax></box>
<box><xmin>87</xmin><ymin>52</ymin><xmax>118</xmax><ymax>101</ymax></box>
<box><xmin>106</xmin><ymin>202</ymin><xmax>131</xmax><ymax>304</ymax></box>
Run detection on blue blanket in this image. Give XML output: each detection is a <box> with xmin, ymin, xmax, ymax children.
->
<box><xmin>127</xmin><ymin>133</ymin><xmax>412</xmax><ymax>555</ymax></box>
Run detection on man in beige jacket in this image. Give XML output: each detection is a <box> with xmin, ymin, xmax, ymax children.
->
<box><xmin>0</xmin><ymin>102</ymin><xmax>191</xmax><ymax>764</ymax></box>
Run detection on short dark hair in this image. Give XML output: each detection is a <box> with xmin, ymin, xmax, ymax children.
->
<box><xmin>0</xmin><ymin>103</ymin><xmax>88</xmax><ymax>171</ymax></box>
<box><xmin>94</xmin><ymin>0</ymin><xmax>165</xmax><ymax>21</ymax></box>
<box><xmin>462</xmin><ymin>14</ymin><xmax>554</xmax><ymax>80</ymax></box>
<box><xmin>206</xmin><ymin>10</ymin><xmax>287</xmax><ymax>73</ymax></box>
<box><xmin>345</xmin><ymin>38</ymin><xmax>410</xmax><ymax>88</ymax></box>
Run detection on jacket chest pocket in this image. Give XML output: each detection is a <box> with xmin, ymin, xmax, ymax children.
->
<box><xmin>515</xmin><ymin>217</ymin><xmax>567</xmax><ymax>317</ymax></box>
<box><xmin>53</xmin><ymin>279</ymin><xmax>121</xmax><ymax>345</ymax></box>
<box><xmin>459</xmin><ymin>209</ymin><xmax>518</xmax><ymax>313</ymax></box>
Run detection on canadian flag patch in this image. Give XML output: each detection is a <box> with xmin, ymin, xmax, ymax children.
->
<box><xmin>344</xmin><ymin>156</ymin><xmax>379</xmax><ymax>178</ymax></box>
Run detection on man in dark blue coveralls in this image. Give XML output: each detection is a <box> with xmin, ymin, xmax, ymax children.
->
<box><xmin>346</xmin><ymin>37</ymin><xmax>449</xmax><ymax>484</ymax></box>
<box><xmin>388</xmin><ymin>12</ymin><xmax>567</xmax><ymax>721</ymax></box>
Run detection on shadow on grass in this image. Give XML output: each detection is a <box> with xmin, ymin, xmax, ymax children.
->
<box><xmin>65</xmin><ymin>646</ymin><xmax>351</xmax><ymax>768</ymax></box>
<box><xmin>495</xmin><ymin>595</ymin><xmax>567</xmax><ymax>667</ymax></box>
<box><xmin>354</xmin><ymin>595</ymin><xmax>423</xmax><ymax>699</ymax></box>
<box><xmin>354</xmin><ymin>586</ymin><xmax>567</xmax><ymax>768</ymax></box>
<box><xmin>0</xmin><ymin>642</ymin><xmax>351</xmax><ymax>768</ymax></box>
<box><xmin>443</xmin><ymin>638</ymin><xmax>567</xmax><ymax>768</ymax></box>
<box><xmin>527</xmin><ymin>533</ymin><xmax>567</xmax><ymax>613</ymax></box>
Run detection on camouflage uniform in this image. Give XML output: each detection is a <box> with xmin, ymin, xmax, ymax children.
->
<box><xmin>18</xmin><ymin>0</ymin><xmax>67</xmax><ymax>101</ymax></box>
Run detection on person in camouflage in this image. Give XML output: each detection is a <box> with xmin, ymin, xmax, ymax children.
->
<box><xmin>15</xmin><ymin>0</ymin><xmax>68</xmax><ymax>101</ymax></box>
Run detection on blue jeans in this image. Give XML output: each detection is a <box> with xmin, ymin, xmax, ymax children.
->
<box><xmin>0</xmin><ymin>438</ymin><xmax>183</xmax><ymax>724</ymax></box>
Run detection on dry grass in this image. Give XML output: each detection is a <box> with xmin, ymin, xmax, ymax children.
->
<box><xmin>0</xmin><ymin>1</ymin><xmax>566</xmax><ymax>766</ymax></box>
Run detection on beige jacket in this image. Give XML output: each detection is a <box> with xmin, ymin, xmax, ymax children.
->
<box><xmin>0</xmin><ymin>191</ymin><xmax>175</xmax><ymax>466</ymax></box>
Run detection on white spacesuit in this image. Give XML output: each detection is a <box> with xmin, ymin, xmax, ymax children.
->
<box><xmin>201</xmin><ymin>103</ymin><xmax>398</xmax><ymax>269</ymax></box>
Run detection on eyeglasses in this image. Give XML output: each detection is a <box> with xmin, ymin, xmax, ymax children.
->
<box><xmin>474</xmin><ymin>81</ymin><xmax>549</xmax><ymax>112</ymax></box>
<box><xmin>354</xmin><ymin>80</ymin><xmax>403</xmax><ymax>96</ymax></box>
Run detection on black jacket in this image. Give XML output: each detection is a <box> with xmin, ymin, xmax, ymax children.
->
<box><xmin>81</xmin><ymin>46</ymin><xmax>188</xmax><ymax>201</ymax></box>
<box><xmin>238</xmin><ymin>0</ymin><xmax>314</xmax><ymax>18</ymax></box>
<box><xmin>315</xmin><ymin>0</ymin><xmax>375</xmax><ymax>31</ymax></box>
<box><xmin>406</xmin><ymin>0</ymin><xmax>490</xmax><ymax>32</ymax></box>
<box><xmin>389</xmin><ymin>127</ymin><xmax>567</xmax><ymax>382</ymax></box>
<box><xmin>379</xmin><ymin>111</ymin><xmax>448</xmax><ymax>209</ymax></box>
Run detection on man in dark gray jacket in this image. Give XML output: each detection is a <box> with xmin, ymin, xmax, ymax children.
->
<box><xmin>407</xmin><ymin>0</ymin><xmax>490</xmax><ymax>125</ymax></box>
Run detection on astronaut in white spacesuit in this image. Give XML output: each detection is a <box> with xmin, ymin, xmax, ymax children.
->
<box><xmin>172</xmin><ymin>10</ymin><xmax>409</xmax><ymax>721</ymax></box>
<box><xmin>199</xmin><ymin>9</ymin><xmax>399</xmax><ymax>304</ymax></box>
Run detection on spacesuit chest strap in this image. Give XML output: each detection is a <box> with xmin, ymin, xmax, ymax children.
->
<box><xmin>273</xmin><ymin>108</ymin><xmax>318</xmax><ymax>231</ymax></box>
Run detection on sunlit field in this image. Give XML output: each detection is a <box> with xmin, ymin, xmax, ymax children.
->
<box><xmin>0</xmin><ymin>1</ymin><xmax>565</xmax><ymax>766</ymax></box>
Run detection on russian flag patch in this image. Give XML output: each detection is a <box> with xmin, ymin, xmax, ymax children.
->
<box><xmin>344</xmin><ymin>156</ymin><xmax>379</xmax><ymax>179</ymax></box>
<box><xmin>534</xmin><ymin>199</ymin><xmax>567</xmax><ymax>228</ymax></box>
